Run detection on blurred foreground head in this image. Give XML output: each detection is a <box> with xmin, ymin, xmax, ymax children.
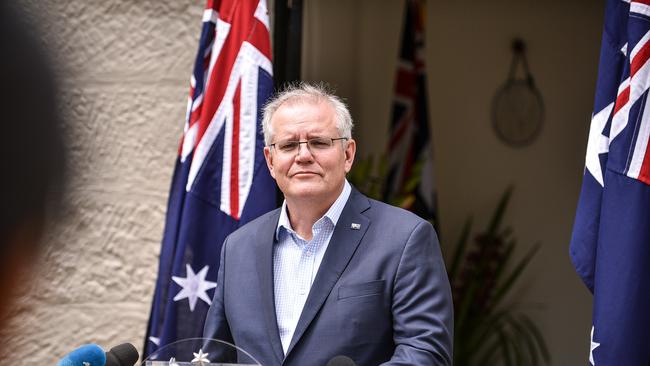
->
<box><xmin>0</xmin><ymin>3</ymin><xmax>66</xmax><ymax>326</ymax></box>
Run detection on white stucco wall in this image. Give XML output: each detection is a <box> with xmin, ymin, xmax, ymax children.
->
<box><xmin>0</xmin><ymin>1</ymin><xmax>203</xmax><ymax>363</ymax></box>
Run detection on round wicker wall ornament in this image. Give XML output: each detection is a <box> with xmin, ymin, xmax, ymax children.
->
<box><xmin>491</xmin><ymin>39</ymin><xmax>544</xmax><ymax>147</ymax></box>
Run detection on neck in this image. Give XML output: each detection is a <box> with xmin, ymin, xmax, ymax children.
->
<box><xmin>285</xmin><ymin>183</ymin><xmax>345</xmax><ymax>240</ymax></box>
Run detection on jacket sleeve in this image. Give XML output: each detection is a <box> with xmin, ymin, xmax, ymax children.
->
<box><xmin>383</xmin><ymin>220</ymin><xmax>454</xmax><ymax>365</ymax></box>
<box><xmin>202</xmin><ymin>237</ymin><xmax>236</xmax><ymax>362</ymax></box>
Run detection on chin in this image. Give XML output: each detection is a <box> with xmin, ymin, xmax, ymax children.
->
<box><xmin>285</xmin><ymin>183</ymin><xmax>328</xmax><ymax>199</ymax></box>
<box><xmin>291</xmin><ymin>187</ymin><xmax>326</xmax><ymax>198</ymax></box>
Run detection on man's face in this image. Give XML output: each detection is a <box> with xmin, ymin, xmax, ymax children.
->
<box><xmin>263</xmin><ymin>99</ymin><xmax>356</xmax><ymax>204</ymax></box>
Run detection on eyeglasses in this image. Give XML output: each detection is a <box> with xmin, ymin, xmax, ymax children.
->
<box><xmin>270</xmin><ymin>137</ymin><xmax>348</xmax><ymax>155</ymax></box>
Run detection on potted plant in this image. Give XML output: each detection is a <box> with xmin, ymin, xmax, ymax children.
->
<box><xmin>349</xmin><ymin>157</ymin><xmax>550</xmax><ymax>365</ymax></box>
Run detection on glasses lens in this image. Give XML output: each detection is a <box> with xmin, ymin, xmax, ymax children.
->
<box><xmin>276</xmin><ymin>140</ymin><xmax>299</xmax><ymax>152</ymax></box>
<box><xmin>273</xmin><ymin>137</ymin><xmax>341</xmax><ymax>154</ymax></box>
<box><xmin>307</xmin><ymin>137</ymin><xmax>333</xmax><ymax>150</ymax></box>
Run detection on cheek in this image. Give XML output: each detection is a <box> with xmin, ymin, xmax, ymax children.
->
<box><xmin>274</xmin><ymin>160</ymin><xmax>293</xmax><ymax>177</ymax></box>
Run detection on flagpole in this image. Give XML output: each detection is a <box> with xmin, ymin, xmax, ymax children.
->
<box><xmin>273</xmin><ymin>0</ymin><xmax>303</xmax><ymax>88</ymax></box>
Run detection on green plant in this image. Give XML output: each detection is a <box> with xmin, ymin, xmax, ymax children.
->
<box><xmin>349</xmin><ymin>156</ymin><xmax>549</xmax><ymax>365</ymax></box>
<box><xmin>449</xmin><ymin>187</ymin><xmax>550</xmax><ymax>366</ymax></box>
<box><xmin>347</xmin><ymin>154</ymin><xmax>388</xmax><ymax>201</ymax></box>
<box><xmin>347</xmin><ymin>154</ymin><xmax>423</xmax><ymax>210</ymax></box>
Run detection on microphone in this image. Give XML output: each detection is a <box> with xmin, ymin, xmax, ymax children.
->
<box><xmin>105</xmin><ymin>343</ymin><xmax>139</xmax><ymax>366</ymax></box>
<box><xmin>326</xmin><ymin>355</ymin><xmax>356</xmax><ymax>366</ymax></box>
<box><xmin>57</xmin><ymin>343</ymin><xmax>139</xmax><ymax>366</ymax></box>
<box><xmin>57</xmin><ymin>344</ymin><xmax>106</xmax><ymax>366</ymax></box>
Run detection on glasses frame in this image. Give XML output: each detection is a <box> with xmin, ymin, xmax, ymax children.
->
<box><xmin>269</xmin><ymin>137</ymin><xmax>349</xmax><ymax>155</ymax></box>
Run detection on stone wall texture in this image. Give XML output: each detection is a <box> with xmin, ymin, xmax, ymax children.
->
<box><xmin>0</xmin><ymin>1</ymin><xmax>203</xmax><ymax>363</ymax></box>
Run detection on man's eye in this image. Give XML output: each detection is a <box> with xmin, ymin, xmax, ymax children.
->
<box><xmin>278</xmin><ymin>142</ymin><xmax>298</xmax><ymax>151</ymax></box>
<box><xmin>309</xmin><ymin>139</ymin><xmax>331</xmax><ymax>148</ymax></box>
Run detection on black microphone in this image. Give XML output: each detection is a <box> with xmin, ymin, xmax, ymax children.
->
<box><xmin>105</xmin><ymin>343</ymin><xmax>139</xmax><ymax>366</ymax></box>
<box><xmin>326</xmin><ymin>355</ymin><xmax>356</xmax><ymax>366</ymax></box>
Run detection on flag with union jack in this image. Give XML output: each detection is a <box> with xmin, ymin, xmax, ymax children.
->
<box><xmin>143</xmin><ymin>0</ymin><xmax>276</xmax><ymax>358</ymax></box>
<box><xmin>570</xmin><ymin>0</ymin><xmax>650</xmax><ymax>363</ymax></box>
<box><xmin>385</xmin><ymin>0</ymin><xmax>437</xmax><ymax>225</ymax></box>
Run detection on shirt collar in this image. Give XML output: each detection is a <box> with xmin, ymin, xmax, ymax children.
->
<box><xmin>275</xmin><ymin>179</ymin><xmax>352</xmax><ymax>240</ymax></box>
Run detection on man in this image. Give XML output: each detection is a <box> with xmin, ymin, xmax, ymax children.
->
<box><xmin>203</xmin><ymin>83</ymin><xmax>453</xmax><ymax>365</ymax></box>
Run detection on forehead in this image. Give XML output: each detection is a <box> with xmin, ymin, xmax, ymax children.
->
<box><xmin>271</xmin><ymin>99</ymin><xmax>336</xmax><ymax>135</ymax></box>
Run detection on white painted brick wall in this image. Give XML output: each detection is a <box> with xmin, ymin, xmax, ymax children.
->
<box><xmin>0</xmin><ymin>1</ymin><xmax>203</xmax><ymax>363</ymax></box>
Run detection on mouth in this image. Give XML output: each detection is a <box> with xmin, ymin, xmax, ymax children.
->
<box><xmin>292</xmin><ymin>171</ymin><xmax>319</xmax><ymax>177</ymax></box>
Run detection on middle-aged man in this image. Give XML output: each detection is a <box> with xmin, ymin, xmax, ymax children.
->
<box><xmin>203</xmin><ymin>83</ymin><xmax>453</xmax><ymax>365</ymax></box>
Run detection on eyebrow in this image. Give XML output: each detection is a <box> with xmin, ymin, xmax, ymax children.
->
<box><xmin>275</xmin><ymin>131</ymin><xmax>331</xmax><ymax>140</ymax></box>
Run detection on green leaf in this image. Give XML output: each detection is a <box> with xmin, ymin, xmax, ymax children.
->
<box><xmin>404</xmin><ymin>159</ymin><xmax>424</xmax><ymax>193</ymax></box>
<box><xmin>465</xmin><ymin>309</ymin><xmax>510</xmax><ymax>352</ymax></box>
<box><xmin>489</xmin><ymin>239</ymin><xmax>516</xmax><ymax>295</ymax></box>
<box><xmin>506</xmin><ymin>314</ymin><xmax>539</xmax><ymax>365</ymax></box>
<box><xmin>521</xmin><ymin>314</ymin><xmax>551</xmax><ymax>363</ymax></box>
<box><xmin>486</xmin><ymin>185</ymin><xmax>514</xmax><ymax>235</ymax></box>
<box><xmin>377</xmin><ymin>154</ymin><xmax>389</xmax><ymax>179</ymax></box>
<box><xmin>472</xmin><ymin>323</ymin><xmax>506</xmax><ymax>364</ymax></box>
<box><xmin>497</xmin><ymin>326</ymin><xmax>514</xmax><ymax>366</ymax></box>
<box><xmin>448</xmin><ymin>217</ymin><xmax>472</xmax><ymax>282</ymax></box>
<box><xmin>489</xmin><ymin>242</ymin><xmax>540</xmax><ymax>312</ymax></box>
<box><xmin>454</xmin><ymin>280</ymin><xmax>478</xmax><ymax>338</ymax></box>
<box><xmin>500</xmin><ymin>226</ymin><xmax>514</xmax><ymax>241</ymax></box>
<box><xmin>347</xmin><ymin>156</ymin><xmax>369</xmax><ymax>191</ymax></box>
<box><xmin>508</xmin><ymin>326</ymin><xmax>525</xmax><ymax>366</ymax></box>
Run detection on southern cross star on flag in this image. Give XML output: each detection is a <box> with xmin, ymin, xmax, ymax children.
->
<box><xmin>570</xmin><ymin>0</ymin><xmax>650</xmax><ymax>364</ymax></box>
<box><xmin>143</xmin><ymin>0</ymin><xmax>276</xmax><ymax>358</ymax></box>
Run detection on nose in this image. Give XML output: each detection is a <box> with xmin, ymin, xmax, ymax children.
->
<box><xmin>295</xmin><ymin>141</ymin><xmax>314</xmax><ymax>162</ymax></box>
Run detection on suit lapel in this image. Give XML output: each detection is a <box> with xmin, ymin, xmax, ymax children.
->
<box><xmin>253</xmin><ymin>209</ymin><xmax>285</xmax><ymax>364</ymax></box>
<box><xmin>285</xmin><ymin>189</ymin><xmax>371</xmax><ymax>357</ymax></box>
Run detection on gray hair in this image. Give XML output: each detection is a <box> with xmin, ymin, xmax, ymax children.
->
<box><xmin>261</xmin><ymin>82</ymin><xmax>353</xmax><ymax>145</ymax></box>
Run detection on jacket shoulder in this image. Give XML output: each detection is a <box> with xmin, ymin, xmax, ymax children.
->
<box><xmin>365</xmin><ymin>197</ymin><xmax>431</xmax><ymax>228</ymax></box>
<box><xmin>226</xmin><ymin>207</ymin><xmax>280</xmax><ymax>243</ymax></box>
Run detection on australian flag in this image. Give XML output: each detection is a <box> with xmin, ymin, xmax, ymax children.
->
<box><xmin>385</xmin><ymin>0</ymin><xmax>438</xmax><ymax>226</ymax></box>
<box><xmin>143</xmin><ymin>0</ymin><xmax>276</xmax><ymax>359</ymax></box>
<box><xmin>570</xmin><ymin>0</ymin><xmax>650</xmax><ymax>364</ymax></box>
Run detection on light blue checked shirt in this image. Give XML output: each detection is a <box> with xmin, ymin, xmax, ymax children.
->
<box><xmin>273</xmin><ymin>180</ymin><xmax>351</xmax><ymax>354</ymax></box>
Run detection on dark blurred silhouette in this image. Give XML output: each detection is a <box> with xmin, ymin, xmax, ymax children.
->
<box><xmin>0</xmin><ymin>2</ymin><xmax>66</xmax><ymax>328</ymax></box>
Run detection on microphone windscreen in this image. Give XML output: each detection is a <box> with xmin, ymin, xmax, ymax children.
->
<box><xmin>105</xmin><ymin>343</ymin><xmax>139</xmax><ymax>366</ymax></box>
<box><xmin>326</xmin><ymin>355</ymin><xmax>356</xmax><ymax>366</ymax></box>
<box><xmin>57</xmin><ymin>344</ymin><xmax>106</xmax><ymax>366</ymax></box>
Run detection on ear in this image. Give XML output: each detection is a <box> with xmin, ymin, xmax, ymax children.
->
<box><xmin>344</xmin><ymin>138</ymin><xmax>356</xmax><ymax>174</ymax></box>
<box><xmin>263</xmin><ymin>146</ymin><xmax>276</xmax><ymax>179</ymax></box>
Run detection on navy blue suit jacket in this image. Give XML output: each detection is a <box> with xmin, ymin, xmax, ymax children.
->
<box><xmin>203</xmin><ymin>188</ymin><xmax>453</xmax><ymax>365</ymax></box>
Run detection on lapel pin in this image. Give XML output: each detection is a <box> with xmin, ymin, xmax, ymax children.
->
<box><xmin>351</xmin><ymin>223</ymin><xmax>361</xmax><ymax>230</ymax></box>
